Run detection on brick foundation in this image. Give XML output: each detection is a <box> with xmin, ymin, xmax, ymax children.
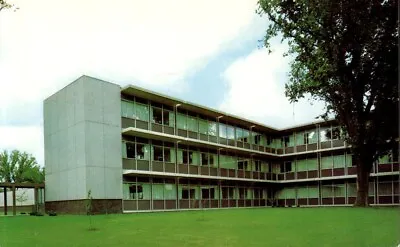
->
<box><xmin>45</xmin><ymin>199</ymin><xmax>122</xmax><ymax>214</ymax></box>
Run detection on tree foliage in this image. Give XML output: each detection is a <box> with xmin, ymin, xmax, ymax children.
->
<box><xmin>0</xmin><ymin>150</ymin><xmax>45</xmax><ymax>184</ymax></box>
<box><xmin>257</xmin><ymin>0</ymin><xmax>398</xmax><ymax>206</ymax></box>
<box><xmin>0</xmin><ymin>0</ymin><xmax>17</xmax><ymax>12</ymax></box>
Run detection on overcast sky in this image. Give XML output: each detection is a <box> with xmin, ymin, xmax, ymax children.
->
<box><xmin>0</xmin><ymin>0</ymin><xmax>325</xmax><ymax>166</ymax></box>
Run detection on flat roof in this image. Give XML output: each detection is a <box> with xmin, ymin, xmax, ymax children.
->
<box><xmin>121</xmin><ymin>84</ymin><xmax>336</xmax><ymax>133</ymax></box>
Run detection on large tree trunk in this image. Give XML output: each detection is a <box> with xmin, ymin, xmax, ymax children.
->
<box><xmin>354</xmin><ymin>156</ymin><xmax>373</xmax><ymax>207</ymax></box>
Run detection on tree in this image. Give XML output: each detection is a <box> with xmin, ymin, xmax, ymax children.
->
<box><xmin>0</xmin><ymin>0</ymin><xmax>17</xmax><ymax>12</ymax></box>
<box><xmin>257</xmin><ymin>0</ymin><xmax>398</xmax><ymax>206</ymax></box>
<box><xmin>0</xmin><ymin>150</ymin><xmax>44</xmax><ymax>184</ymax></box>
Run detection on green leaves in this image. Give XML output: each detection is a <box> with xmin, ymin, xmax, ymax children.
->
<box><xmin>0</xmin><ymin>150</ymin><xmax>44</xmax><ymax>184</ymax></box>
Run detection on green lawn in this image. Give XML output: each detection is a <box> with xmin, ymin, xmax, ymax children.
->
<box><xmin>0</xmin><ymin>208</ymin><xmax>399</xmax><ymax>247</ymax></box>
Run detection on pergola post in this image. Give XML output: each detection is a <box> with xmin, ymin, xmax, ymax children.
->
<box><xmin>3</xmin><ymin>187</ymin><xmax>7</xmax><ymax>215</ymax></box>
<box><xmin>12</xmin><ymin>186</ymin><xmax>16</xmax><ymax>216</ymax></box>
<box><xmin>34</xmin><ymin>186</ymin><xmax>38</xmax><ymax>213</ymax></box>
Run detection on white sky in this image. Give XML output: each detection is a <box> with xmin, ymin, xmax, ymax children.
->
<box><xmin>0</xmin><ymin>0</ymin><xmax>324</xmax><ymax>166</ymax></box>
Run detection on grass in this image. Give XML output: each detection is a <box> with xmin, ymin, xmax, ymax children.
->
<box><xmin>0</xmin><ymin>207</ymin><xmax>399</xmax><ymax>247</ymax></box>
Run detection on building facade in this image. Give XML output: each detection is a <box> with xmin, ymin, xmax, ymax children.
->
<box><xmin>44</xmin><ymin>76</ymin><xmax>399</xmax><ymax>214</ymax></box>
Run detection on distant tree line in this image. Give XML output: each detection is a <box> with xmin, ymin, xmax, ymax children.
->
<box><xmin>0</xmin><ymin>150</ymin><xmax>45</xmax><ymax>184</ymax></box>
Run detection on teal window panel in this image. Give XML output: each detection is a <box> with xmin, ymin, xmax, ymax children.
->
<box><xmin>308</xmin><ymin>186</ymin><xmax>319</xmax><ymax>198</ymax></box>
<box><xmin>152</xmin><ymin>184</ymin><xmax>164</xmax><ymax>200</ymax></box>
<box><xmin>307</xmin><ymin>158</ymin><xmax>318</xmax><ymax>170</ymax></box>
<box><xmin>321</xmin><ymin>156</ymin><xmax>333</xmax><ymax>169</ymax></box>
<box><xmin>297</xmin><ymin>187</ymin><xmax>308</xmax><ymax>198</ymax></box>
<box><xmin>177</xmin><ymin>113</ymin><xmax>187</xmax><ymax>130</ymax></box>
<box><xmin>219</xmin><ymin>124</ymin><xmax>227</xmax><ymax>138</ymax></box>
<box><xmin>321</xmin><ymin>185</ymin><xmax>333</xmax><ymax>197</ymax></box>
<box><xmin>135</xmin><ymin>103</ymin><xmax>149</xmax><ymax>121</ymax></box>
<box><xmin>242</xmin><ymin>130</ymin><xmax>250</xmax><ymax>143</ymax></box>
<box><xmin>296</xmin><ymin>159</ymin><xmax>308</xmax><ymax>172</ymax></box>
<box><xmin>208</xmin><ymin>122</ymin><xmax>217</xmax><ymax>136</ymax></box>
<box><xmin>295</xmin><ymin>132</ymin><xmax>304</xmax><ymax>145</ymax></box>
<box><xmin>346</xmin><ymin>154</ymin><xmax>353</xmax><ymax>167</ymax></box>
<box><xmin>227</xmin><ymin>126</ymin><xmax>235</xmax><ymax>140</ymax></box>
<box><xmin>164</xmin><ymin>183</ymin><xmax>177</xmax><ymax>200</ymax></box>
<box><xmin>121</xmin><ymin>101</ymin><xmax>129</xmax><ymax>118</ymax></box>
<box><xmin>333</xmin><ymin>155</ymin><xmax>345</xmax><ymax>168</ymax></box>
<box><xmin>187</xmin><ymin>116</ymin><xmax>198</xmax><ymax>132</ymax></box>
<box><xmin>333</xmin><ymin>184</ymin><xmax>345</xmax><ymax>197</ymax></box>
<box><xmin>199</xmin><ymin>119</ymin><xmax>208</xmax><ymax>134</ymax></box>
<box><xmin>236</xmin><ymin>128</ymin><xmax>243</xmax><ymax>141</ymax></box>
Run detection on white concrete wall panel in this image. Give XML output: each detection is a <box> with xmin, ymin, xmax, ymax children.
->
<box><xmin>44</xmin><ymin>75</ymin><xmax>122</xmax><ymax>202</ymax></box>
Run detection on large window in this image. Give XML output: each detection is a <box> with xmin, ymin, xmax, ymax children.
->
<box><xmin>219</xmin><ymin>124</ymin><xmax>227</xmax><ymax>138</ymax></box>
<box><xmin>182</xmin><ymin>188</ymin><xmax>196</xmax><ymax>199</ymax></box>
<box><xmin>282</xmin><ymin>135</ymin><xmax>294</xmax><ymax>147</ymax></box>
<box><xmin>135</xmin><ymin>103</ymin><xmax>149</xmax><ymax>121</ymax></box>
<box><xmin>304</xmin><ymin>131</ymin><xmax>317</xmax><ymax>144</ymax></box>
<box><xmin>152</xmin><ymin>146</ymin><xmax>175</xmax><ymax>162</ymax></box>
<box><xmin>123</xmin><ymin>142</ymin><xmax>150</xmax><ymax>160</ymax></box>
<box><xmin>153</xmin><ymin>146</ymin><xmax>163</xmax><ymax>161</ymax></box>
<box><xmin>152</xmin><ymin>107</ymin><xmax>174</xmax><ymax>126</ymax></box>
<box><xmin>208</xmin><ymin>122</ymin><xmax>217</xmax><ymax>136</ymax></box>
<box><xmin>152</xmin><ymin>107</ymin><xmax>163</xmax><ymax>124</ymax></box>
<box><xmin>177</xmin><ymin>113</ymin><xmax>187</xmax><ymax>130</ymax></box>
<box><xmin>226</xmin><ymin>126</ymin><xmax>235</xmax><ymax>140</ymax></box>
<box><xmin>253</xmin><ymin>132</ymin><xmax>262</xmax><ymax>145</ymax></box>
<box><xmin>187</xmin><ymin>115</ymin><xmax>198</xmax><ymax>132</ymax></box>
<box><xmin>199</xmin><ymin>119</ymin><xmax>208</xmax><ymax>135</ymax></box>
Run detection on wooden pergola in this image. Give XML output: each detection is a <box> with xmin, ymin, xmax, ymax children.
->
<box><xmin>1</xmin><ymin>182</ymin><xmax>45</xmax><ymax>216</ymax></box>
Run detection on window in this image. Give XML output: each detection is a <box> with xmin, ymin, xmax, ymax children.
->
<box><xmin>282</xmin><ymin>136</ymin><xmax>290</xmax><ymax>147</ymax></box>
<box><xmin>222</xmin><ymin>187</ymin><xmax>229</xmax><ymax>199</ymax></box>
<box><xmin>152</xmin><ymin>107</ymin><xmax>162</xmax><ymax>124</ymax></box>
<box><xmin>239</xmin><ymin>188</ymin><xmax>245</xmax><ymax>199</ymax></box>
<box><xmin>136</xmin><ymin>143</ymin><xmax>147</xmax><ymax>160</ymax></box>
<box><xmin>227</xmin><ymin>126</ymin><xmax>235</xmax><ymax>140</ymax></box>
<box><xmin>254</xmin><ymin>160</ymin><xmax>261</xmax><ymax>171</ymax></box>
<box><xmin>177</xmin><ymin>113</ymin><xmax>187</xmax><ymax>130</ymax></box>
<box><xmin>209</xmin><ymin>154</ymin><xmax>215</xmax><ymax>166</ymax></box>
<box><xmin>135</xmin><ymin>103</ymin><xmax>149</xmax><ymax>121</ymax></box>
<box><xmin>153</xmin><ymin>146</ymin><xmax>163</xmax><ymax>161</ymax></box>
<box><xmin>253</xmin><ymin>133</ymin><xmax>262</xmax><ymax>145</ymax></box>
<box><xmin>187</xmin><ymin>116</ymin><xmax>198</xmax><ymax>132</ymax></box>
<box><xmin>236</xmin><ymin>128</ymin><xmax>243</xmax><ymax>141</ymax></box>
<box><xmin>164</xmin><ymin>148</ymin><xmax>172</xmax><ymax>162</ymax></box>
<box><xmin>304</xmin><ymin>131</ymin><xmax>317</xmax><ymax>144</ymax></box>
<box><xmin>201</xmin><ymin>188</ymin><xmax>215</xmax><ymax>199</ymax></box>
<box><xmin>266</xmin><ymin>136</ymin><xmax>272</xmax><ymax>146</ymax></box>
<box><xmin>199</xmin><ymin>119</ymin><xmax>208</xmax><ymax>134</ymax></box>
<box><xmin>182</xmin><ymin>188</ymin><xmax>195</xmax><ymax>199</ymax></box>
<box><xmin>201</xmin><ymin>153</ymin><xmax>209</xmax><ymax>166</ymax></box>
<box><xmin>129</xmin><ymin>185</ymin><xmax>143</xmax><ymax>199</ymax></box>
<box><xmin>320</xmin><ymin>128</ymin><xmax>330</xmax><ymax>142</ymax></box>
<box><xmin>163</xmin><ymin>110</ymin><xmax>174</xmax><ymax>126</ymax></box>
<box><xmin>242</xmin><ymin>130</ymin><xmax>250</xmax><ymax>143</ymax></box>
<box><xmin>295</xmin><ymin>132</ymin><xmax>305</xmax><ymax>145</ymax></box>
<box><xmin>219</xmin><ymin>124</ymin><xmax>227</xmax><ymax>138</ymax></box>
<box><xmin>285</xmin><ymin>161</ymin><xmax>292</xmax><ymax>172</ymax></box>
<box><xmin>182</xmin><ymin>151</ymin><xmax>188</xmax><ymax>164</ymax></box>
<box><xmin>238</xmin><ymin>160</ymin><xmax>248</xmax><ymax>170</ymax></box>
<box><xmin>331</xmin><ymin>127</ymin><xmax>341</xmax><ymax>140</ymax></box>
<box><xmin>126</xmin><ymin>142</ymin><xmax>135</xmax><ymax>158</ymax></box>
<box><xmin>208</xmin><ymin>122</ymin><xmax>217</xmax><ymax>136</ymax></box>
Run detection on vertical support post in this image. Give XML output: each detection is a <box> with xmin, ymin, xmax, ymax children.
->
<box><xmin>12</xmin><ymin>186</ymin><xmax>16</xmax><ymax>216</ymax></box>
<box><xmin>34</xmin><ymin>186</ymin><xmax>38</xmax><ymax>213</ymax></box>
<box><xmin>3</xmin><ymin>187</ymin><xmax>7</xmax><ymax>215</ymax></box>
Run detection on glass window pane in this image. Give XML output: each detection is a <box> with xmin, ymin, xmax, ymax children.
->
<box><xmin>219</xmin><ymin>124</ymin><xmax>227</xmax><ymax>138</ymax></box>
<box><xmin>126</xmin><ymin>142</ymin><xmax>135</xmax><ymax>158</ymax></box>
<box><xmin>242</xmin><ymin>130</ymin><xmax>250</xmax><ymax>143</ymax></box>
<box><xmin>121</xmin><ymin>101</ymin><xmax>129</xmax><ymax>118</ymax></box>
<box><xmin>296</xmin><ymin>159</ymin><xmax>307</xmax><ymax>172</ymax></box>
<box><xmin>320</xmin><ymin>127</ymin><xmax>331</xmax><ymax>142</ymax></box>
<box><xmin>135</xmin><ymin>103</ymin><xmax>149</xmax><ymax>121</ymax></box>
<box><xmin>227</xmin><ymin>126</ymin><xmax>235</xmax><ymax>140</ymax></box>
<box><xmin>177</xmin><ymin>113</ymin><xmax>187</xmax><ymax>130</ymax></box>
<box><xmin>347</xmin><ymin>183</ymin><xmax>357</xmax><ymax>197</ymax></box>
<box><xmin>137</xmin><ymin>143</ymin><xmax>150</xmax><ymax>160</ymax></box>
<box><xmin>127</xmin><ymin>101</ymin><xmax>135</xmax><ymax>119</ymax></box>
<box><xmin>321</xmin><ymin>185</ymin><xmax>333</xmax><ymax>197</ymax></box>
<box><xmin>164</xmin><ymin>183</ymin><xmax>177</xmax><ymax>199</ymax></box>
<box><xmin>295</xmin><ymin>132</ymin><xmax>304</xmax><ymax>145</ymax></box>
<box><xmin>333</xmin><ymin>155</ymin><xmax>345</xmax><ymax>168</ymax></box>
<box><xmin>308</xmin><ymin>186</ymin><xmax>319</xmax><ymax>198</ymax></box>
<box><xmin>163</xmin><ymin>147</ymin><xmax>174</xmax><ymax>162</ymax></box>
<box><xmin>163</xmin><ymin>110</ymin><xmax>174</xmax><ymax>127</ymax></box>
<box><xmin>152</xmin><ymin>184</ymin><xmax>164</xmax><ymax>200</ymax></box>
<box><xmin>307</xmin><ymin>158</ymin><xmax>318</xmax><ymax>170</ymax></box>
<box><xmin>297</xmin><ymin>187</ymin><xmax>308</xmax><ymax>198</ymax></box>
<box><xmin>208</xmin><ymin>122</ymin><xmax>217</xmax><ymax>136</ymax></box>
<box><xmin>187</xmin><ymin>116</ymin><xmax>198</xmax><ymax>132</ymax></box>
<box><xmin>321</xmin><ymin>156</ymin><xmax>333</xmax><ymax>169</ymax></box>
<box><xmin>236</xmin><ymin>128</ymin><xmax>243</xmax><ymax>141</ymax></box>
<box><xmin>199</xmin><ymin>120</ymin><xmax>208</xmax><ymax>134</ymax></box>
<box><xmin>122</xmin><ymin>142</ymin><xmax>127</xmax><ymax>158</ymax></box>
<box><xmin>307</xmin><ymin>131</ymin><xmax>317</xmax><ymax>144</ymax></box>
<box><xmin>333</xmin><ymin>184</ymin><xmax>345</xmax><ymax>197</ymax></box>
<box><xmin>152</xmin><ymin>107</ymin><xmax>162</xmax><ymax>124</ymax></box>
